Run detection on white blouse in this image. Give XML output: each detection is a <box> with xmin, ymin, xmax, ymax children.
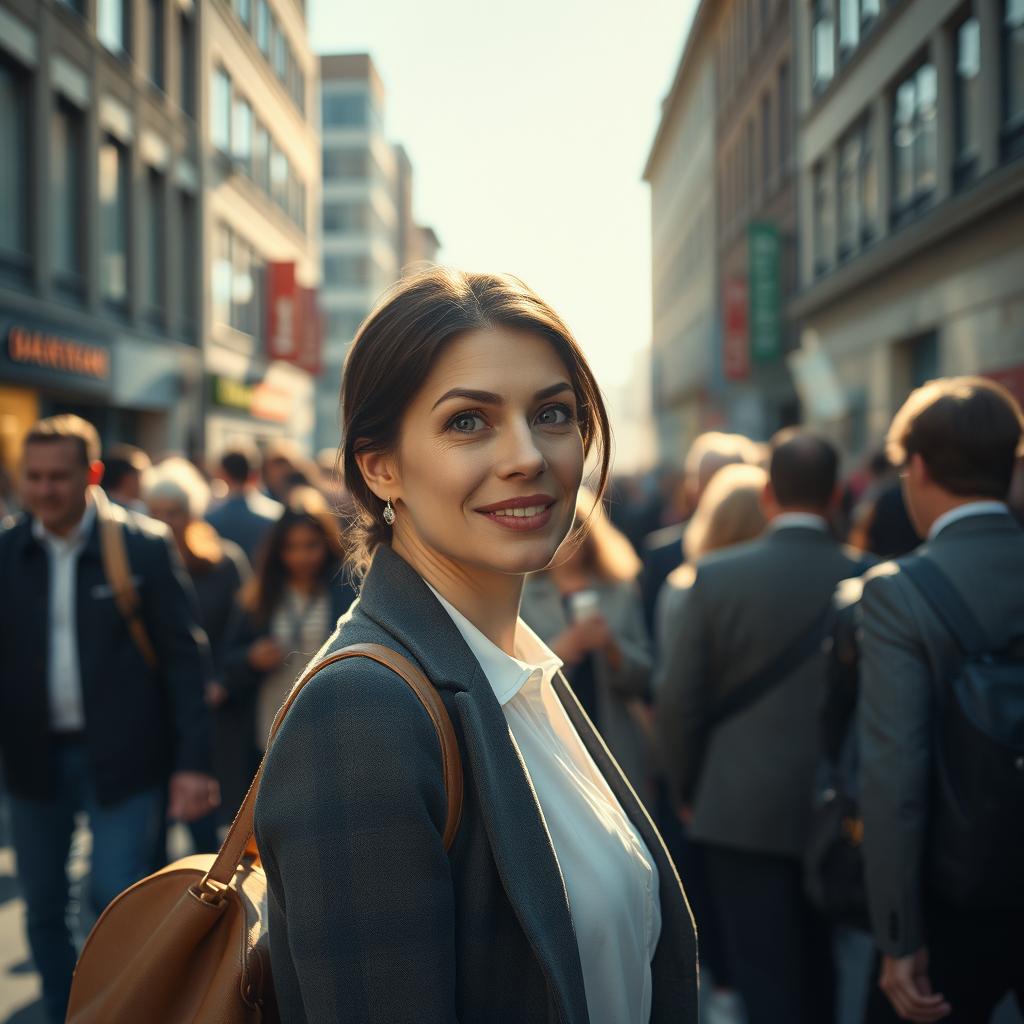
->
<box><xmin>427</xmin><ymin>585</ymin><xmax>661</xmax><ymax>1024</ymax></box>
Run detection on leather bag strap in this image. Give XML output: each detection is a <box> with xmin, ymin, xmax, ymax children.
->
<box><xmin>94</xmin><ymin>487</ymin><xmax>158</xmax><ymax>669</ymax></box>
<box><xmin>201</xmin><ymin>642</ymin><xmax>463</xmax><ymax>893</ymax></box>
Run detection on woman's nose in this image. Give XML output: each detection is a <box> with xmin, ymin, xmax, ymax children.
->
<box><xmin>496</xmin><ymin>420</ymin><xmax>546</xmax><ymax>479</ymax></box>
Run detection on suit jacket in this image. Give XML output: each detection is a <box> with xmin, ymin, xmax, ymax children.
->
<box><xmin>206</xmin><ymin>490</ymin><xmax>283</xmax><ymax>561</ymax></box>
<box><xmin>520</xmin><ymin>574</ymin><xmax>655</xmax><ymax>798</ymax></box>
<box><xmin>639</xmin><ymin>522</ymin><xmax>687</xmax><ymax>634</ymax></box>
<box><xmin>0</xmin><ymin>503</ymin><xmax>210</xmax><ymax>805</ymax></box>
<box><xmin>657</xmin><ymin>524</ymin><xmax>869</xmax><ymax>856</ymax></box>
<box><xmin>858</xmin><ymin>511</ymin><xmax>1024</xmax><ymax>957</ymax></box>
<box><xmin>254</xmin><ymin>544</ymin><xmax>698</xmax><ymax>1024</ymax></box>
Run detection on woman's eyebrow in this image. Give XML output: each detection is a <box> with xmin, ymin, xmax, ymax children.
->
<box><xmin>431</xmin><ymin>381</ymin><xmax>574</xmax><ymax>411</ymax></box>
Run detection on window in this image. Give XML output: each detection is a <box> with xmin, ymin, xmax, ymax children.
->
<box><xmin>761</xmin><ymin>91</ymin><xmax>772</xmax><ymax>193</ymax></box>
<box><xmin>233</xmin><ymin>95</ymin><xmax>253</xmax><ymax>175</ymax></box>
<box><xmin>326</xmin><ymin>309</ymin><xmax>366</xmax><ymax>346</ymax></box>
<box><xmin>862</xmin><ymin>0</ymin><xmax>881</xmax><ymax>26</ymax></box>
<box><xmin>861</xmin><ymin>118</ymin><xmax>878</xmax><ymax>242</ymax></box>
<box><xmin>954</xmin><ymin>14</ymin><xmax>981</xmax><ymax>186</ymax></box>
<box><xmin>97</xmin><ymin>0</ymin><xmax>128</xmax><ymax>56</ymax></box>
<box><xmin>212</xmin><ymin>68</ymin><xmax>231</xmax><ymax>152</ymax></box>
<box><xmin>99</xmin><ymin>136</ymin><xmax>129</xmax><ymax>307</ymax></box>
<box><xmin>253</xmin><ymin>121</ymin><xmax>270</xmax><ymax>191</ymax></box>
<box><xmin>178</xmin><ymin>190</ymin><xmax>197</xmax><ymax>340</ymax></box>
<box><xmin>812</xmin><ymin>159</ymin><xmax>833</xmax><ymax>275</ymax></box>
<box><xmin>0</xmin><ymin>58</ymin><xmax>30</xmax><ymax>273</ymax></box>
<box><xmin>270</xmin><ymin>143</ymin><xmax>288</xmax><ymax>210</ymax></box>
<box><xmin>323</xmin><ymin>254</ymin><xmax>371</xmax><ymax>287</ymax></box>
<box><xmin>838</xmin><ymin>128</ymin><xmax>861</xmax><ymax>259</ymax></box>
<box><xmin>144</xmin><ymin>168</ymin><xmax>164</xmax><ymax>320</ymax></box>
<box><xmin>839</xmin><ymin>0</ymin><xmax>860</xmax><ymax>57</ymax></box>
<box><xmin>778</xmin><ymin>60</ymin><xmax>790</xmax><ymax>174</ymax></box>
<box><xmin>149</xmin><ymin>0</ymin><xmax>164</xmax><ymax>90</ymax></box>
<box><xmin>51</xmin><ymin>100</ymin><xmax>85</xmax><ymax>286</ymax></box>
<box><xmin>270</xmin><ymin>17</ymin><xmax>287</xmax><ymax>80</ymax></box>
<box><xmin>256</xmin><ymin>0</ymin><xmax>269</xmax><ymax>55</ymax></box>
<box><xmin>236</xmin><ymin>0</ymin><xmax>252</xmax><ymax>30</ymax></box>
<box><xmin>1003</xmin><ymin>0</ymin><xmax>1024</xmax><ymax>158</ymax></box>
<box><xmin>892</xmin><ymin>62</ymin><xmax>938</xmax><ymax>225</ymax></box>
<box><xmin>214</xmin><ymin>224</ymin><xmax>263</xmax><ymax>336</ymax></box>
<box><xmin>179</xmin><ymin>10</ymin><xmax>195</xmax><ymax>116</ymax></box>
<box><xmin>213</xmin><ymin>224</ymin><xmax>232</xmax><ymax>328</ymax></box>
<box><xmin>323</xmin><ymin>146</ymin><xmax>369</xmax><ymax>180</ymax></box>
<box><xmin>323</xmin><ymin>201</ymin><xmax>369</xmax><ymax>233</ymax></box>
<box><xmin>323</xmin><ymin>92</ymin><xmax>369</xmax><ymax>129</ymax></box>
<box><xmin>812</xmin><ymin>0</ymin><xmax>835</xmax><ymax>92</ymax></box>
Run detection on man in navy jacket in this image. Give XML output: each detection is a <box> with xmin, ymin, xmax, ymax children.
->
<box><xmin>0</xmin><ymin>415</ymin><xmax>216</xmax><ymax>1024</ymax></box>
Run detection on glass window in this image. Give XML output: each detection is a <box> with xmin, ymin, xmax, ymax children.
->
<box><xmin>0</xmin><ymin>58</ymin><xmax>30</xmax><ymax>271</ymax></box>
<box><xmin>862</xmin><ymin>0</ymin><xmax>881</xmax><ymax>24</ymax></box>
<box><xmin>778</xmin><ymin>60</ymin><xmax>790</xmax><ymax>173</ymax></box>
<box><xmin>838</xmin><ymin>129</ymin><xmax>861</xmax><ymax>258</ymax></box>
<box><xmin>253</xmin><ymin>122</ymin><xmax>270</xmax><ymax>192</ymax></box>
<box><xmin>97</xmin><ymin>0</ymin><xmax>128</xmax><ymax>55</ymax></box>
<box><xmin>271</xmin><ymin>19</ymin><xmax>287</xmax><ymax>79</ymax></box>
<box><xmin>323</xmin><ymin>201</ymin><xmax>369</xmax><ymax>233</ymax></box>
<box><xmin>914</xmin><ymin>64</ymin><xmax>938</xmax><ymax>196</ymax></box>
<box><xmin>323</xmin><ymin>146</ymin><xmax>369</xmax><ymax>180</ymax></box>
<box><xmin>1003</xmin><ymin>0</ymin><xmax>1024</xmax><ymax>138</ymax></box>
<box><xmin>270</xmin><ymin>144</ymin><xmax>288</xmax><ymax>210</ymax></box>
<box><xmin>212</xmin><ymin>68</ymin><xmax>231</xmax><ymax>152</ymax></box>
<box><xmin>892</xmin><ymin>61</ymin><xmax>937</xmax><ymax>223</ymax></box>
<box><xmin>761</xmin><ymin>91</ymin><xmax>772</xmax><ymax>191</ymax></box>
<box><xmin>955</xmin><ymin>15</ymin><xmax>981</xmax><ymax>182</ymax></box>
<box><xmin>144</xmin><ymin>168</ymin><xmax>164</xmax><ymax>318</ymax></box>
<box><xmin>237</xmin><ymin>0</ymin><xmax>252</xmax><ymax>30</ymax></box>
<box><xmin>232</xmin><ymin>237</ymin><xmax>254</xmax><ymax>334</ymax></box>
<box><xmin>233</xmin><ymin>95</ymin><xmax>253</xmax><ymax>174</ymax></box>
<box><xmin>51</xmin><ymin>100</ymin><xmax>84</xmax><ymax>283</ymax></box>
<box><xmin>149</xmin><ymin>0</ymin><xmax>164</xmax><ymax>90</ymax></box>
<box><xmin>256</xmin><ymin>0</ymin><xmax>269</xmax><ymax>55</ymax></box>
<box><xmin>179</xmin><ymin>10</ymin><xmax>195</xmax><ymax>116</ymax></box>
<box><xmin>323</xmin><ymin>253</ymin><xmax>371</xmax><ymax>287</ymax></box>
<box><xmin>861</xmin><ymin>117</ymin><xmax>878</xmax><ymax>242</ymax></box>
<box><xmin>99</xmin><ymin>136</ymin><xmax>129</xmax><ymax>306</ymax></box>
<box><xmin>839</xmin><ymin>0</ymin><xmax>860</xmax><ymax>55</ymax></box>
<box><xmin>812</xmin><ymin>0</ymin><xmax>835</xmax><ymax>92</ymax></box>
<box><xmin>213</xmin><ymin>224</ymin><xmax>232</xmax><ymax>327</ymax></box>
<box><xmin>179</xmin><ymin>190</ymin><xmax>197</xmax><ymax>340</ymax></box>
<box><xmin>813</xmin><ymin>159</ymin><xmax>833</xmax><ymax>275</ymax></box>
<box><xmin>323</xmin><ymin>92</ymin><xmax>370</xmax><ymax>129</ymax></box>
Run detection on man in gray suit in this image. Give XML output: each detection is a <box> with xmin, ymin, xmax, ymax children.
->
<box><xmin>658</xmin><ymin>429</ymin><xmax>868</xmax><ymax>1024</ymax></box>
<box><xmin>859</xmin><ymin>378</ymin><xmax>1024</xmax><ymax>1023</ymax></box>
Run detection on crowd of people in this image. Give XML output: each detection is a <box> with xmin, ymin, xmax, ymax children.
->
<box><xmin>0</xmin><ymin>372</ymin><xmax>1022</xmax><ymax>1024</ymax></box>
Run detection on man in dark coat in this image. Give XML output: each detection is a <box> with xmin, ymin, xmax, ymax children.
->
<box><xmin>0</xmin><ymin>415</ymin><xmax>216</xmax><ymax>1024</ymax></box>
<box><xmin>657</xmin><ymin>428</ymin><xmax>870</xmax><ymax>1024</ymax></box>
<box><xmin>206</xmin><ymin>446</ymin><xmax>284</xmax><ymax>562</ymax></box>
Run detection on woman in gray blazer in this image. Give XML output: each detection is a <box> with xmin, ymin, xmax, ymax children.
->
<box><xmin>254</xmin><ymin>268</ymin><xmax>698</xmax><ymax>1023</ymax></box>
<box><xmin>520</xmin><ymin>488</ymin><xmax>656</xmax><ymax>801</ymax></box>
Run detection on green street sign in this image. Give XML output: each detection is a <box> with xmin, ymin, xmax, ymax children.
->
<box><xmin>748</xmin><ymin>222</ymin><xmax>781</xmax><ymax>363</ymax></box>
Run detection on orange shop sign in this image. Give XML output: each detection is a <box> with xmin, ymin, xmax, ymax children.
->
<box><xmin>7</xmin><ymin>326</ymin><xmax>111</xmax><ymax>381</ymax></box>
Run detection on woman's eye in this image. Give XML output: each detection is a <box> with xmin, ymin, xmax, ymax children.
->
<box><xmin>535</xmin><ymin>403</ymin><xmax>574</xmax><ymax>426</ymax></box>
<box><xmin>449</xmin><ymin>412</ymin><xmax>487</xmax><ymax>433</ymax></box>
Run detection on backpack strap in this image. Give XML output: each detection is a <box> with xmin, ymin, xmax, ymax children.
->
<box><xmin>94</xmin><ymin>487</ymin><xmax>158</xmax><ymax>669</ymax></box>
<box><xmin>200</xmin><ymin>642</ymin><xmax>464</xmax><ymax>896</ymax></box>
<box><xmin>900</xmin><ymin>558</ymin><xmax>990</xmax><ymax>655</ymax></box>
<box><xmin>707</xmin><ymin>599</ymin><xmax>835</xmax><ymax>730</ymax></box>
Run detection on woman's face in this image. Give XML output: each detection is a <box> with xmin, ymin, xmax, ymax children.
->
<box><xmin>279</xmin><ymin>522</ymin><xmax>328</xmax><ymax>581</ymax></box>
<box><xmin>383</xmin><ymin>327</ymin><xmax>586</xmax><ymax>579</ymax></box>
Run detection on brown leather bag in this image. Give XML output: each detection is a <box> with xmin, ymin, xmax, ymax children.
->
<box><xmin>66</xmin><ymin>643</ymin><xmax>464</xmax><ymax>1023</ymax></box>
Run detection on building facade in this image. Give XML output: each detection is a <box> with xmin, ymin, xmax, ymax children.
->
<box><xmin>0</xmin><ymin>0</ymin><xmax>206</xmax><ymax>470</ymax></box>
<box><xmin>203</xmin><ymin>0</ymin><xmax>320</xmax><ymax>456</ymax></box>
<box><xmin>791</xmin><ymin>0</ymin><xmax>1024</xmax><ymax>457</ymax></box>
<box><xmin>317</xmin><ymin>53</ymin><xmax>438</xmax><ymax>453</ymax></box>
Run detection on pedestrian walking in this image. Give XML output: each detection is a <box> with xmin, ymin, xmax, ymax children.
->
<box><xmin>0</xmin><ymin>415</ymin><xmax>217</xmax><ymax>1024</ymax></box>
<box><xmin>520</xmin><ymin>487</ymin><xmax>655</xmax><ymax>801</ymax></box>
<box><xmin>657</xmin><ymin>428</ymin><xmax>870</xmax><ymax>1024</ymax></box>
<box><xmin>859</xmin><ymin>377</ymin><xmax>1024</xmax><ymax>1023</ymax></box>
<box><xmin>206</xmin><ymin>445</ymin><xmax>284</xmax><ymax>562</ymax></box>
<box><xmin>100</xmin><ymin>442</ymin><xmax>151</xmax><ymax>513</ymax></box>
<box><xmin>254</xmin><ymin>267</ymin><xmax>698</xmax><ymax>1023</ymax></box>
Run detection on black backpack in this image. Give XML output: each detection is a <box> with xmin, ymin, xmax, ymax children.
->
<box><xmin>901</xmin><ymin>558</ymin><xmax>1024</xmax><ymax>908</ymax></box>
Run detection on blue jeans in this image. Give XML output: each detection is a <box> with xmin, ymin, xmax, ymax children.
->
<box><xmin>6</xmin><ymin>739</ymin><xmax>163</xmax><ymax>1024</ymax></box>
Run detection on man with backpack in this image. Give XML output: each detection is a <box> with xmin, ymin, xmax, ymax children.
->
<box><xmin>859</xmin><ymin>377</ymin><xmax>1024</xmax><ymax>1023</ymax></box>
<box><xmin>0</xmin><ymin>415</ymin><xmax>217</xmax><ymax>1024</ymax></box>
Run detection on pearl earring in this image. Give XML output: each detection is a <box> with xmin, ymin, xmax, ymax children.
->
<box><xmin>383</xmin><ymin>499</ymin><xmax>396</xmax><ymax>526</ymax></box>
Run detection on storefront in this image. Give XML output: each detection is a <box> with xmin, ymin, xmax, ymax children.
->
<box><xmin>0</xmin><ymin>317</ymin><xmax>113</xmax><ymax>473</ymax></box>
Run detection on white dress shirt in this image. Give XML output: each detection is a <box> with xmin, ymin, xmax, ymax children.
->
<box><xmin>927</xmin><ymin>501</ymin><xmax>1009</xmax><ymax>541</ymax></box>
<box><xmin>32</xmin><ymin>501</ymin><xmax>97</xmax><ymax>731</ymax></box>
<box><xmin>427</xmin><ymin>584</ymin><xmax>661</xmax><ymax>1024</ymax></box>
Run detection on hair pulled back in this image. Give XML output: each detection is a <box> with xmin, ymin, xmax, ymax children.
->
<box><xmin>340</xmin><ymin>266</ymin><xmax>611</xmax><ymax>578</ymax></box>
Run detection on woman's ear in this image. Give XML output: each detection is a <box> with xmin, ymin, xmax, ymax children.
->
<box><xmin>353</xmin><ymin>447</ymin><xmax>401</xmax><ymax>503</ymax></box>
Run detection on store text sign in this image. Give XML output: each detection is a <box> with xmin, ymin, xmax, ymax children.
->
<box><xmin>7</xmin><ymin>326</ymin><xmax>110</xmax><ymax>381</ymax></box>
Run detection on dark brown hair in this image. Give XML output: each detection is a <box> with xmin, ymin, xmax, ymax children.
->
<box><xmin>24</xmin><ymin>414</ymin><xmax>101</xmax><ymax>467</ymax></box>
<box><xmin>887</xmin><ymin>376</ymin><xmax>1024</xmax><ymax>498</ymax></box>
<box><xmin>769</xmin><ymin>427</ymin><xmax>839</xmax><ymax>509</ymax></box>
<box><xmin>341</xmin><ymin>267</ymin><xmax>611</xmax><ymax>576</ymax></box>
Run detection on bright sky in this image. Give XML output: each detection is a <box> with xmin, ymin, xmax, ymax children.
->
<box><xmin>310</xmin><ymin>0</ymin><xmax>700</xmax><ymax>470</ymax></box>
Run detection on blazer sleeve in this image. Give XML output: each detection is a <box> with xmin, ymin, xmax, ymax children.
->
<box><xmin>599</xmin><ymin>582</ymin><xmax>653</xmax><ymax>699</ymax></box>
<box><xmin>254</xmin><ymin>657</ymin><xmax>458</xmax><ymax>1023</ymax></box>
<box><xmin>857</xmin><ymin>566</ymin><xmax>933</xmax><ymax>957</ymax></box>
<box><xmin>655</xmin><ymin>570</ymin><xmax>712</xmax><ymax>805</ymax></box>
<box><xmin>221</xmin><ymin>603</ymin><xmax>267</xmax><ymax>696</ymax></box>
<box><xmin>141</xmin><ymin>530</ymin><xmax>212</xmax><ymax>775</ymax></box>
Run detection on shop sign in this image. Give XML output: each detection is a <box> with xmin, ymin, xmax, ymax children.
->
<box><xmin>266</xmin><ymin>263</ymin><xmax>323</xmax><ymax>375</ymax></box>
<box><xmin>209</xmin><ymin>375</ymin><xmax>291</xmax><ymax>423</ymax></box>
<box><xmin>1</xmin><ymin>321</ymin><xmax>112</xmax><ymax>395</ymax></box>
<box><xmin>723</xmin><ymin>277</ymin><xmax>750</xmax><ymax>381</ymax></box>
<box><xmin>748</xmin><ymin>222</ymin><xmax>781</xmax><ymax>363</ymax></box>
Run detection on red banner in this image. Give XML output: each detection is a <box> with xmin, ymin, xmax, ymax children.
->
<box><xmin>266</xmin><ymin>262</ymin><xmax>322</xmax><ymax>375</ymax></box>
<box><xmin>723</xmin><ymin>276</ymin><xmax>750</xmax><ymax>381</ymax></box>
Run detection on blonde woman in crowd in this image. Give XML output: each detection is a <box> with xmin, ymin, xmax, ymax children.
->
<box><xmin>520</xmin><ymin>487</ymin><xmax>655</xmax><ymax>800</ymax></box>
